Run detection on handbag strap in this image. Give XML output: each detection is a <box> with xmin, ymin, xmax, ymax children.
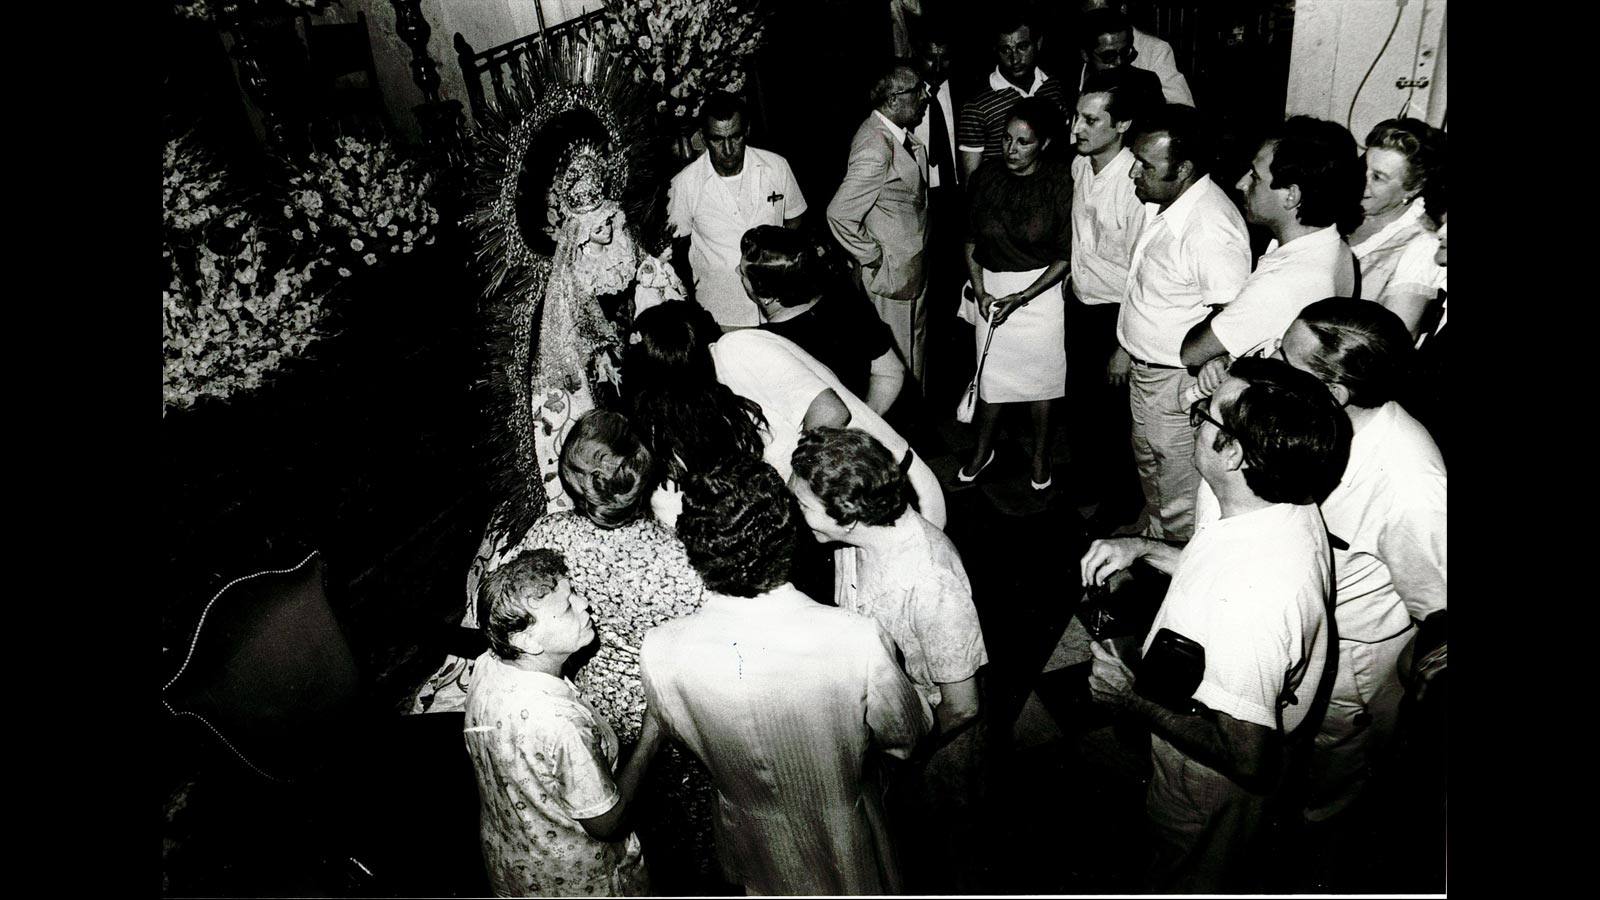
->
<box><xmin>972</xmin><ymin>314</ymin><xmax>999</xmax><ymax>386</ymax></box>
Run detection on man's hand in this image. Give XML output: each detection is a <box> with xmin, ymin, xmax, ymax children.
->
<box><xmin>1106</xmin><ymin>346</ymin><xmax>1131</xmax><ymax>386</ymax></box>
<box><xmin>1195</xmin><ymin>354</ymin><xmax>1232</xmax><ymax>396</ymax></box>
<box><xmin>1089</xmin><ymin>639</ymin><xmax>1136</xmax><ymax>709</ymax></box>
<box><xmin>1080</xmin><ymin>536</ymin><xmax>1147</xmax><ymax>587</ymax></box>
<box><xmin>985</xmin><ymin>293</ymin><xmax>1028</xmax><ymax>327</ymax></box>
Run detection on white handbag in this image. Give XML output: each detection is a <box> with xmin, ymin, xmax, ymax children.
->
<box><xmin>957</xmin><ymin>314</ymin><xmax>997</xmax><ymax>424</ymax></box>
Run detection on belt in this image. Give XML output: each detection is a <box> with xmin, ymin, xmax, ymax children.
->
<box><xmin>1128</xmin><ymin>356</ymin><xmax>1182</xmax><ymax>370</ymax></box>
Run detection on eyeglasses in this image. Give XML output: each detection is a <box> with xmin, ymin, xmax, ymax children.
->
<box><xmin>1188</xmin><ymin>396</ymin><xmax>1231</xmax><ymax>434</ymax></box>
<box><xmin>1090</xmin><ymin>45</ymin><xmax>1138</xmax><ymax>66</ymax></box>
<box><xmin>890</xmin><ymin>82</ymin><xmax>929</xmax><ymax>99</ymax></box>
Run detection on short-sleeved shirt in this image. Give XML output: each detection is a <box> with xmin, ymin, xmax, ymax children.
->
<box><xmin>1209</xmin><ymin>225</ymin><xmax>1357</xmax><ymax>358</ymax></box>
<box><xmin>956</xmin><ymin>68</ymin><xmax>1075</xmax><ymax>167</ymax></box>
<box><xmin>1117</xmin><ymin>175</ymin><xmax>1251</xmax><ymax>366</ymax></box>
<box><xmin>760</xmin><ymin>288</ymin><xmax>895</xmax><ymax>399</ymax></box>
<box><xmin>1069</xmin><ymin>148</ymin><xmax>1147</xmax><ymax>305</ymax></box>
<box><xmin>668</xmin><ymin>147</ymin><xmax>807</xmax><ymax>327</ymax></box>
<box><xmin>839</xmin><ymin>513</ymin><xmax>988</xmax><ymax>710</ymax></box>
<box><xmin>1320</xmin><ymin>401</ymin><xmax>1447</xmax><ymax>643</ymax></box>
<box><xmin>1146</xmin><ymin>486</ymin><xmax>1331</xmax><ymax>734</ymax></box>
<box><xmin>463</xmin><ymin>656</ymin><xmax>647</xmax><ymax>897</ymax></box>
<box><xmin>965</xmin><ymin>155</ymin><xmax>1073</xmax><ymax>272</ymax></box>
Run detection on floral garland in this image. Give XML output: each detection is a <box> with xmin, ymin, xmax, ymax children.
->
<box><xmin>281</xmin><ymin>135</ymin><xmax>440</xmax><ymax>278</ymax></box>
<box><xmin>603</xmin><ymin>0</ymin><xmax>770</xmax><ymax>124</ymax></box>
<box><xmin>164</xmin><ymin>132</ymin><xmax>333</xmax><ymax>413</ymax></box>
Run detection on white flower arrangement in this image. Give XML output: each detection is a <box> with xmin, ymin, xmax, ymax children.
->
<box><xmin>603</xmin><ymin>0</ymin><xmax>769</xmax><ymax>125</ymax></box>
<box><xmin>164</xmin><ymin>133</ymin><xmax>334</xmax><ymax>413</ymax></box>
<box><xmin>282</xmin><ymin>135</ymin><xmax>440</xmax><ymax>277</ymax></box>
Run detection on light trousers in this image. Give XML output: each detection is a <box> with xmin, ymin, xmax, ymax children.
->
<box><xmin>1128</xmin><ymin>361</ymin><xmax>1201</xmax><ymax>541</ymax></box>
<box><xmin>870</xmin><ymin>285</ymin><xmax>929</xmax><ymax>387</ymax></box>
<box><xmin>1304</xmin><ymin>627</ymin><xmax>1412</xmax><ymax>821</ymax></box>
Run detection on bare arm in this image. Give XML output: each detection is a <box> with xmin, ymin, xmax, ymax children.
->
<box><xmin>1089</xmin><ymin>642</ymin><xmax>1277</xmax><ymax>790</ymax></box>
<box><xmin>933</xmin><ymin>674</ymin><xmax>980</xmax><ymax>736</ymax></box>
<box><xmin>1080</xmin><ymin>535</ymin><xmax>1184</xmax><ymax>586</ymax></box>
<box><xmin>576</xmin><ymin>710</ymin><xmax>666</xmax><ymax>842</ymax></box>
<box><xmin>1180</xmin><ymin>312</ymin><xmax>1230</xmax><ymax>368</ymax></box>
<box><xmin>865</xmin><ymin>349</ymin><xmax>905</xmax><ymax>415</ymax></box>
<box><xmin>783</xmin><ymin>214</ymin><xmax>804</xmax><ymax>230</ymax></box>
<box><xmin>958</xmin><ymin>149</ymin><xmax>984</xmax><ymax>184</ymax></box>
<box><xmin>988</xmin><ymin>259</ymin><xmax>1071</xmax><ymax>328</ymax></box>
<box><xmin>802</xmin><ymin>388</ymin><xmax>852</xmax><ymax>431</ymax></box>
<box><xmin>1379</xmin><ymin>289</ymin><xmax>1435</xmax><ymax>340</ymax></box>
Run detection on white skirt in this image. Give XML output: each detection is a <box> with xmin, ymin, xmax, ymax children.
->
<box><xmin>963</xmin><ymin>266</ymin><xmax>1067</xmax><ymax>403</ymax></box>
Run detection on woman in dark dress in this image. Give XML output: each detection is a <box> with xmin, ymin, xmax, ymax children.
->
<box><xmin>956</xmin><ymin>97</ymin><xmax>1074</xmax><ymax>490</ymax></box>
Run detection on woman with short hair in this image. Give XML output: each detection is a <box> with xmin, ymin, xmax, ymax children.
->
<box><xmin>1347</xmin><ymin>117</ymin><xmax>1447</xmax><ymax>338</ymax></box>
<box><xmin>957</xmin><ymin>96</ymin><xmax>1074</xmax><ymax>490</ymax></box>
<box><xmin>789</xmin><ymin>426</ymin><xmax>989</xmax><ymax>892</ymax></box>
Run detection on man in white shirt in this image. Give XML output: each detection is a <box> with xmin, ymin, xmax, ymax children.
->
<box><xmin>1073</xmin><ymin>0</ymin><xmax>1196</xmax><ymax>106</ymax></box>
<box><xmin>1181</xmin><ymin>116</ymin><xmax>1362</xmax><ymax>373</ymax></box>
<box><xmin>1068</xmin><ymin>67</ymin><xmax>1149</xmax><ymax>529</ymax></box>
<box><xmin>1274</xmin><ymin>298</ymin><xmax>1447</xmax><ymax>824</ymax></box>
<box><xmin>668</xmin><ymin>91</ymin><xmax>807</xmax><ymax>330</ymax></box>
<box><xmin>1117</xmin><ymin>104</ymin><xmax>1251</xmax><ymax>541</ymax></box>
<box><xmin>1079</xmin><ymin>356</ymin><xmax>1350</xmax><ymax>892</ymax></box>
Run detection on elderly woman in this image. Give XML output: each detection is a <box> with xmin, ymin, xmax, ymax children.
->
<box><xmin>628</xmin><ymin>301</ymin><xmax>946</xmax><ymax>531</ymax></box>
<box><xmin>789</xmin><ymin>426</ymin><xmax>988</xmax><ymax>891</ymax></box>
<box><xmin>790</xmin><ymin>427</ymin><xmax>985</xmax><ymax>731</ymax></box>
<box><xmin>1346</xmin><ymin>118</ymin><xmax>1447</xmax><ymax>339</ymax></box>
<box><xmin>957</xmin><ymin>97</ymin><xmax>1074</xmax><ymax>490</ymax></box>
<box><xmin>741</xmin><ymin>225</ymin><xmax>906</xmax><ymax>415</ymax></box>
<box><xmin>410</xmin><ymin>410</ymin><xmax>716</xmax><ymax>890</ymax></box>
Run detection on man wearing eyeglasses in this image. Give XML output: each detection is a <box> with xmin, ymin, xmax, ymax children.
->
<box><xmin>827</xmin><ymin>61</ymin><xmax>934</xmax><ymax>386</ymax></box>
<box><xmin>1079</xmin><ymin>356</ymin><xmax>1350</xmax><ymax>892</ymax></box>
<box><xmin>1074</xmin><ymin>8</ymin><xmax>1168</xmax><ymax>119</ymax></box>
<box><xmin>1068</xmin><ymin>1</ymin><xmax>1195</xmax><ymax>107</ymax></box>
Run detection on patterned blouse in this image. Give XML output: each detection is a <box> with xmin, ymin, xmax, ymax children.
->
<box><xmin>414</xmin><ymin>509</ymin><xmax>706</xmax><ymax>742</ymax></box>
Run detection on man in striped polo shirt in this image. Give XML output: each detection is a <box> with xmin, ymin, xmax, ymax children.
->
<box><xmin>955</xmin><ymin>11</ymin><xmax>1075</xmax><ymax>181</ymax></box>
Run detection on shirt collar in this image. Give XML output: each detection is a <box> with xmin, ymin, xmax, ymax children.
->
<box><xmin>1351</xmin><ymin>199</ymin><xmax>1427</xmax><ymax>255</ymax></box>
<box><xmin>703</xmin><ymin>583</ymin><xmax>819</xmax><ymax>616</ymax></box>
<box><xmin>989</xmin><ymin>66</ymin><xmax>1049</xmax><ymax>96</ymax></box>
<box><xmin>874</xmin><ymin>109</ymin><xmax>909</xmax><ymax>144</ymax></box>
<box><xmin>1262</xmin><ymin>224</ymin><xmax>1342</xmax><ymax>259</ymax></box>
<box><xmin>1151</xmin><ymin>173</ymin><xmax>1216</xmax><ymax>230</ymax></box>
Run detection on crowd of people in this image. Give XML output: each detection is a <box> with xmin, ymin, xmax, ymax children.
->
<box><xmin>413</xmin><ymin>1</ymin><xmax>1448</xmax><ymax>894</ymax></box>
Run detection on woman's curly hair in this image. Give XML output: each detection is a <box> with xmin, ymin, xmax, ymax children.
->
<box><xmin>790</xmin><ymin>427</ymin><xmax>912</xmax><ymax>527</ymax></box>
<box><xmin>676</xmin><ymin>455</ymin><xmax>800</xmax><ymax>597</ymax></box>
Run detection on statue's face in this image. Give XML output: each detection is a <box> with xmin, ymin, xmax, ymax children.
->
<box><xmin>588</xmin><ymin>210</ymin><xmax>617</xmax><ymax>246</ymax></box>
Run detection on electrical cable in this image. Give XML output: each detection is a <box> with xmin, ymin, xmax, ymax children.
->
<box><xmin>1346</xmin><ymin>1</ymin><xmax>1407</xmax><ymax>132</ymax></box>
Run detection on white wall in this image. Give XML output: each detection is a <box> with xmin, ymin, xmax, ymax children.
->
<box><xmin>1286</xmin><ymin>0</ymin><xmax>1446</xmax><ymax>144</ymax></box>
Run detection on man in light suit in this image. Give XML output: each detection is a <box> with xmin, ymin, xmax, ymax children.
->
<box><xmin>827</xmin><ymin>61</ymin><xmax>933</xmax><ymax>388</ymax></box>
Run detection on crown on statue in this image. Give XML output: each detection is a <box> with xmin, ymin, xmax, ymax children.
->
<box><xmin>554</xmin><ymin>141</ymin><xmax>622</xmax><ymax>217</ymax></box>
